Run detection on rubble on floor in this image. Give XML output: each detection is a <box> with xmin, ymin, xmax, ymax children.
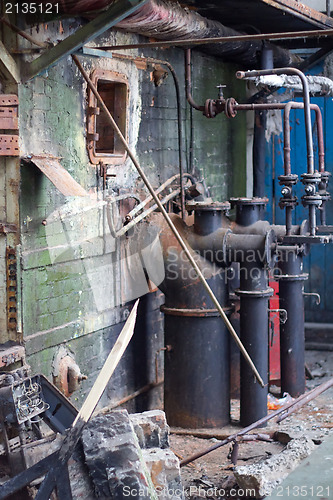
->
<box><xmin>234</xmin><ymin>436</ymin><xmax>315</xmax><ymax>498</ymax></box>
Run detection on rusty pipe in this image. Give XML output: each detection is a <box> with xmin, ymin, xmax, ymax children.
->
<box><xmin>185</xmin><ymin>49</ymin><xmax>204</xmax><ymax>112</ymax></box>
<box><xmin>180</xmin><ymin>376</ymin><xmax>333</xmax><ymax>467</ymax></box>
<box><xmin>237</xmin><ymin>68</ymin><xmax>314</xmax><ymax>175</ymax></box>
<box><xmin>96</xmin><ymin>28</ymin><xmax>333</xmax><ymax>52</ymax></box>
<box><xmin>72</xmin><ymin>54</ymin><xmax>265</xmax><ymax>388</ymax></box>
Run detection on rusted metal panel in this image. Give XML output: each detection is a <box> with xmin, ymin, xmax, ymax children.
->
<box><xmin>0</xmin><ymin>106</ymin><xmax>18</xmax><ymax>130</ymax></box>
<box><xmin>0</xmin><ymin>344</ymin><xmax>25</xmax><ymax>368</ymax></box>
<box><xmin>0</xmin><ymin>95</ymin><xmax>18</xmax><ymax>106</ymax></box>
<box><xmin>27</xmin><ymin>156</ymin><xmax>88</xmax><ymax>196</ymax></box>
<box><xmin>0</xmin><ymin>135</ymin><xmax>19</xmax><ymax>156</ymax></box>
<box><xmin>6</xmin><ymin>247</ymin><xmax>17</xmax><ymax>331</ymax></box>
<box><xmin>262</xmin><ymin>0</ymin><xmax>333</xmax><ymax>28</ymax></box>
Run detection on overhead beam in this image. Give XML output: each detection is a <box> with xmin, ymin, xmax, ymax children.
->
<box><xmin>21</xmin><ymin>0</ymin><xmax>148</xmax><ymax>82</ymax></box>
<box><xmin>299</xmin><ymin>42</ymin><xmax>333</xmax><ymax>71</ymax></box>
<box><xmin>0</xmin><ymin>41</ymin><xmax>20</xmax><ymax>83</ymax></box>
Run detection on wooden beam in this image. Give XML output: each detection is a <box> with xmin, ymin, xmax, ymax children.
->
<box><xmin>0</xmin><ymin>41</ymin><xmax>20</xmax><ymax>83</ymax></box>
<box><xmin>22</xmin><ymin>0</ymin><xmax>148</xmax><ymax>82</ymax></box>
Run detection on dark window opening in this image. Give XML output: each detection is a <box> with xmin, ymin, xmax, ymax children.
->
<box><xmin>87</xmin><ymin>70</ymin><xmax>128</xmax><ymax>165</ymax></box>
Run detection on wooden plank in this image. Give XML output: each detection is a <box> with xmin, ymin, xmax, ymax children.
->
<box><xmin>0</xmin><ymin>300</ymin><xmax>139</xmax><ymax>499</ymax></box>
<box><xmin>22</xmin><ymin>0</ymin><xmax>149</xmax><ymax>81</ymax></box>
<box><xmin>29</xmin><ymin>156</ymin><xmax>88</xmax><ymax>196</ymax></box>
<box><xmin>0</xmin><ymin>42</ymin><xmax>20</xmax><ymax>83</ymax></box>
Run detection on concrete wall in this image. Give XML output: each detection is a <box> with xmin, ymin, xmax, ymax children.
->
<box><xmin>17</xmin><ymin>19</ymin><xmax>247</xmax><ymax>409</ymax></box>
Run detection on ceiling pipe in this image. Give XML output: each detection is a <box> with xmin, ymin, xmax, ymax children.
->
<box><xmin>115</xmin><ymin>0</ymin><xmax>296</xmax><ymax>67</ymax></box>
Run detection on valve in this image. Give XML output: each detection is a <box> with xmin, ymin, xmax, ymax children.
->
<box><xmin>216</xmin><ymin>84</ymin><xmax>226</xmax><ymax>99</ymax></box>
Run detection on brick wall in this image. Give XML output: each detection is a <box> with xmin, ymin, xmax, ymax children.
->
<box><xmin>17</xmin><ymin>18</ymin><xmax>247</xmax><ymax>410</ymax></box>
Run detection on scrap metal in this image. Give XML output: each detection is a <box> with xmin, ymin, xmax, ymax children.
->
<box><xmin>0</xmin><ymin>299</ymin><xmax>139</xmax><ymax>500</ymax></box>
<box><xmin>180</xmin><ymin>377</ymin><xmax>333</xmax><ymax>467</ymax></box>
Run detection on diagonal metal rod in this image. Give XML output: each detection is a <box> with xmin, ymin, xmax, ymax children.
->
<box><xmin>180</xmin><ymin>376</ymin><xmax>333</xmax><ymax>467</ymax></box>
<box><xmin>72</xmin><ymin>54</ymin><xmax>265</xmax><ymax>388</ymax></box>
<box><xmin>0</xmin><ymin>300</ymin><xmax>139</xmax><ymax>500</ymax></box>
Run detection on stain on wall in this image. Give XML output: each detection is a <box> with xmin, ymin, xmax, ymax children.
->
<box><xmin>17</xmin><ymin>18</ymin><xmax>247</xmax><ymax>409</ymax></box>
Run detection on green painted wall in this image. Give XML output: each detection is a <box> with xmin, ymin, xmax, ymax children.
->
<box><xmin>17</xmin><ymin>22</ymin><xmax>247</xmax><ymax>408</ymax></box>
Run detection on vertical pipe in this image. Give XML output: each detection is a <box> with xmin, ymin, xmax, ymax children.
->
<box><xmin>253</xmin><ymin>47</ymin><xmax>273</xmax><ymax>197</ymax></box>
<box><xmin>278</xmin><ymin>251</ymin><xmax>308</xmax><ymax>397</ymax></box>
<box><xmin>232</xmin><ymin>198</ymin><xmax>271</xmax><ymax>426</ymax></box>
<box><xmin>238</xmin><ymin>263</ymin><xmax>271</xmax><ymax>426</ymax></box>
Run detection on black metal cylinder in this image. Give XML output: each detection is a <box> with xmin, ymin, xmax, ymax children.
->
<box><xmin>230</xmin><ymin>198</ymin><xmax>268</xmax><ymax>226</ymax></box>
<box><xmin>186</xmin><ymin>201</ymin><xmax>230</xmax><ymax>235</ymax></box>
<box><xmin>277</xmin><ymin>251</ymin><xmax>308</xmax><ymax>397</ymax></box>
<box><xmin>237</xmin><ymin>262</ymin><xmax>272</xmax><ymax>426</ymax></box>
<box><xmin>163</xmin><ymin>271</ymin><xmax>230</xmax><ymax>428</ymax></box>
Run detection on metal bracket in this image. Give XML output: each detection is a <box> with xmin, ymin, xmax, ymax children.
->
<box><xmin>303</xmin><ymin>291</ymin><xmax>321</xmax><ymax>305</ymax></box>
<box><xmin>269</xmin><ymin>308</ymin><xmax>288</xmax><ymax>324</ymax></box>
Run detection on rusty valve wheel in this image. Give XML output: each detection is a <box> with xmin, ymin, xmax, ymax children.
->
<box><xmin>225</xmin><ymin>97</ymin><xmax>238</xmax><ymax>118</ymax></box>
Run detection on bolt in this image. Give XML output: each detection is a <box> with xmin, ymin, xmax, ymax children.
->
<box><xmin>305</xmin><ymin>185</ymin><xmax>315</xmax><ymax>195</ymax></box>
<box><xmin>281</xmin><ymin>187</ymin><xmax>290</xmax><ymax>196</ymax></box>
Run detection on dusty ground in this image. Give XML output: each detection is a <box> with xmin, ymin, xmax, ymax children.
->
<box><xmin>169</xmin><ymin>350</ymin><xmax>333</xmax><ymax>499</ymax></box>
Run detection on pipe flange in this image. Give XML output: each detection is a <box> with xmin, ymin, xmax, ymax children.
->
<box><xmin>279</xmin><ymin>197</ymin><xmax>298</xmax><ymax>209</ymax></box>
<box><xmin>224</xmin><ymin>97</ymin><xmax>238</xmax><ymax>118</ymax></box>
<box><xmin>320</xmin><ymin>171</ymin><xmax>331</xmax><ymax>183</ymax></box>
<box><xmin>275</xmin><ymin>273</ymin><xmax>309</xmax><ymax>282</ymax></box>
<box><xmin>301</xmin><ymin>172</ymin><xmax>321</xmax><ymax>185</ymax></box>
<box><xmin>161</xmin><ymin>305</ymin><xmax>233</xmax><ymax>317</ymax></box>
<box><xmin>278</xmin><ymin>174</ymin><xmax>298</xmax><ymax>186</ymax></box>
<box><xmin>186</xmin><ymin>200</ymin><xmax>231</xmax><ymax>213</ymax></box>
<box><xmin>301</xmin><ymin>194</ymin><xmax>322</xmax><ymax>207</ymax></box>
<box><xmin>235</xmin><ymin>287</ymin><xmax>274</xmax><ymax>298</ymax></box>
<box><xmin>230</xmin><ymin>197</ymin><xmax>268</xmax><ymax>207</ymax></box>
<box><xmin>204</xmin><ymin>99</ymin><xmax>217</xmax><ymax>118</ymax></box>
<box><xmin>222</xmin><ymin>228</ymin><xmax>232</xmax><ymax>266</ymax></box>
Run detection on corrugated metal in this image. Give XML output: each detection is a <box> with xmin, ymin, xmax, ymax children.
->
<box><xmin>27</xmin><ymin>156</ymin><xmax>88</xmax><ymax>196</ymax></box>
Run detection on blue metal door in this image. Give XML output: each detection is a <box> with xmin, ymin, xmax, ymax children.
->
<box><xmin>265</xmin><ymin>72</ymin><xmax>333</xmax><ymax>323</ymax></box>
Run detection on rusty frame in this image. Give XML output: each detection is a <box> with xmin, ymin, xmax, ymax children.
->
<box><xmin>87</xmin><ymin>69</ymin><xmax>129</xmax><ymax>165</ymax></box>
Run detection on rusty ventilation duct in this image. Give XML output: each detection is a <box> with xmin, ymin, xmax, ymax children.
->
<box><xmin>116</xmin><ymin>0</ymin><xmax>296</xmax><ymax>67</ymax></box>
<box><xmin>44</xmin><ymin>0</ymin><xmax>296</xmax><ymax>67</ymax></box>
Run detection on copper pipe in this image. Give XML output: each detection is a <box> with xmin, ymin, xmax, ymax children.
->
<box><xmin>185</xmin><ymin>49</ymin><xmax>204</xmax><ymax>112</ymax></box>
<box><xmin>237</xmin><ymin>68</ymin><xmax>314</xmax><ymax>175</ymax></box>
<box><xmin>72</xmin><ymin>53</ymin><xmax>265</xmax><ymax>388</ymax></box>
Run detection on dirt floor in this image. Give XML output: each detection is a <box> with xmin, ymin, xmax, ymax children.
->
<box><xmin>169</xmin><ymin>350</ymin><xmax>333</xmax><ymax>499</ymax></box>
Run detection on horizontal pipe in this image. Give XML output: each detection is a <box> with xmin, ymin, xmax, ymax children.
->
<box><xmin>94</xmin><ymin>28</ymin><xmax>333</xmax><ymax>51</ymax></box>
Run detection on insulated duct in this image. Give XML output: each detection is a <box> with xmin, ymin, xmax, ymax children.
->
<box><xmin>43</xmin><ymin>0</ymin><xmax>296</xmax><ymax>67</ymax></box>
<box><xmin>116</xmin><ymin>0</ymin><xmax>297</xmax><ymax>67</ymax></box>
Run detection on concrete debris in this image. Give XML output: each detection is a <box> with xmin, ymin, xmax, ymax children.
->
<box><xmin>81</xmin><ymin>409</ymin><xmax>182</xmax><ymax>499</ymax></box>
<box><xmin>234</xmin><ymin>436</ymin><xmax>316</xmax><ymax>498</ymax></box>
<box><xmin>143</xmin><ymin>448</ymin><xmax>183</xmax><ymax>499</ymax></box>
<box><xmin>130</xmin><ymin>409</ymin><xmax>169</xmax><ymax>449</ymax></box>
<box><xmin>82</xmin><ymin>410</ymin><xmax>157</xmax><ymax>499</ymax></box>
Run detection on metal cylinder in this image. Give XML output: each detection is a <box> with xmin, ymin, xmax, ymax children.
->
<box><xmin>186</xmin><ymin>201</ymin><xmax>230</xmax><ymax>235</ymax></box>
<box><xmin>161</xmin><ymin>206</ymin><xmax>231</xmax><ymax>428</ymax></box>
<box><xmin>163</xmin><ymin>272</ymin><xmax>230</xmax><ymax>428</ymax></box>
<box><xmin>237</xmin><ymin>263</ymin><xmax>272</xmax><ymax>426</ymax></box>
<box><xmin>277</xmin><ymin>251</ymin><xmax>308</xmax><ymax>397</ymax></box>
<box><xmin>230</xmin><ymin>198</ymin><xmax>268</xmax><ymax>226</ymax></box>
